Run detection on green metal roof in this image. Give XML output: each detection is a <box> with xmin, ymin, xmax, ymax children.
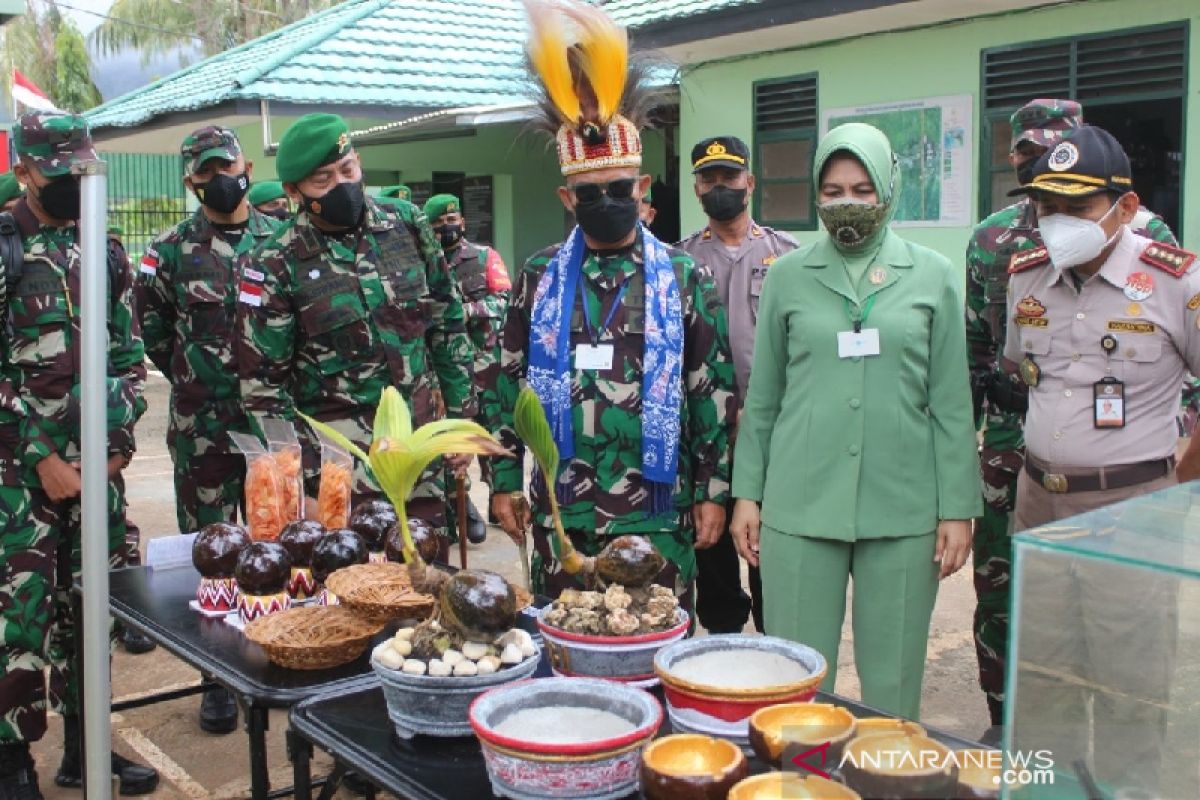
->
<box><xmin>87</xmin><ymin>0</ymin><xmax>532</xmax><ymax>129</ymax></box>
<box><xmin>605</xmin><ymin>0</ymin><xmax>763</xmax><ymax>27</ymax></box>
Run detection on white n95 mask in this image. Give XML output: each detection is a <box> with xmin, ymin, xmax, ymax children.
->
<box><xmin>1037</xmin><ymin>202</ymin><xmax>1122</xmax><ymax>269</ymax></box>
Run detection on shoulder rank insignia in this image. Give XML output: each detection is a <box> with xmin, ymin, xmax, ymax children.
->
<box><xmin>1139</xmin><ymin>242</ymin><xmax>1196</xmax><ymax>278</ymax></box>
<box><xmin>1008</xmin><ymin>246</ymin><xmax>1050</xmax><ymax>274</ymax></box>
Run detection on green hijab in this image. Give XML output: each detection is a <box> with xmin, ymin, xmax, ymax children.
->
<box><xmin>813</xmin><ymin>122</ymin><xmax>899</xmax><ymax>257</ymax></box>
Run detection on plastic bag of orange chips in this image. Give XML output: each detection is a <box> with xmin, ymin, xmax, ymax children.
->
<box><xmin>230</xmin><ymin>431</ymin><xmax>287</xmax><ymax>541</ymax></box>
<box><xmin>318</xmin><ymin>442</ymin><xmax>353</xmax><ymax>530</ymax></box>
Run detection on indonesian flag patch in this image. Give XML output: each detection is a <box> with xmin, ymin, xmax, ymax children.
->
<box><xmin>238</xmin><ymin>281</ymin><xmax>263</xmax><ymax>307</ymax></box>
<box><xmin>139</xmin><ymin>249</ymin><xmax>159</xmax><ymax>276</ymax></box>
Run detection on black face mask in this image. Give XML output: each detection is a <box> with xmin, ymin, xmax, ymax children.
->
<box><xmin>1016</xmin><ymin>158</ymin><xmax>1038</xmax><ymax>187</ymax></box>
<box><xmin>700</xmin><ymin>185</ymin><xmax>748</xmax><ymax>222</ymax></box>
<box><xmin>574</xmin><ymin>196</ymin><xmax>639</xmax><ymax>245</ymax></box>
<box><xmin>435</xmin><ymin>223</ymin><xmax>463</xmax><ymax>249</ymax></box>
<box><xmin>38</xmin><ymin>175</ymin><xmax>81</xmax><ymax>220</ymax></box>
<box><xmin>262</xmin><ymin>207</ymin><xmax>291</xmax><ymax>220</ymax></box>
<box><xmin>303</xmin><ymin>181</ymin><xmax>365</xmax><ymax>229</ymax></box>
<box><xmin>194</xmin><ymin>172</ymin><xmax>249</xmax><ymax>215</ymax></box>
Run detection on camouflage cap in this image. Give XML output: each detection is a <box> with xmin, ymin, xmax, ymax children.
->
<box><xmin>12</xmin><ymin>112</ymin><xmax>98</xmax><ymax>177</ymax></box>
<box><xmin>181</xmin><ymin>126</ymin><xmax>242</xmax><ymax>177</ymax></box>
<box><xmin>1010</xmin><ymin>99</ymin><xmax>1083</xmax><ymax>150</ymax></box>
<box><xmin>0</xmin><ymin>172</ymin><xmax>23</xmax><ymax>205</ymax></box>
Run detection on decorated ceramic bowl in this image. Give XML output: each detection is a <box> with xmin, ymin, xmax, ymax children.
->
<box><xmin>469</xmin><ymin>677</ymin><xmax>662</xmax><ymax>800</ymax></box>
<box><xmin>537</xmin><ymin>606</ymin><xmax>688</xmax><ymax>686</ymax></box>
<box><xmin>654</xmin><ymin>635</ymin><xmax>826</xmax><ymax>748</ymax></box>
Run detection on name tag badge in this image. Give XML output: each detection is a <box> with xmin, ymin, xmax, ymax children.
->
<box><xmin>575</xmin><ymin>343</ymin><xmax>614</xmax><ymax>371</ymax></box>
<box><xmin>1093</xmin><ymin>377</ymin><xmax>1126</xmax><ymax>429</ymax></box>
<box><xmin>837</xmin><ymin>328</ymin><xmax>881</xmax><ymax>359</ymax></box>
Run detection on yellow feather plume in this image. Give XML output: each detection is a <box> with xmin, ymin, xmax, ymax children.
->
<box><xmin>560</xmin><ymin>1</ymin><xmax>628</xmax><ymax>124</ymax></box>
<box><xmin>523</xmin><ymin>0</ymin><xmax>582</xmax><ymax>125</ymax></box>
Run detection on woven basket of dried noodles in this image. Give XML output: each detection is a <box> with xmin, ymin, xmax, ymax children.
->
<box><xmin>324</xmin><ymin>562</ymin><xmax>436</xmax><ymax>623</ymax></box>
<box><xmin>244</xmin><ymin>605</ymin><xmax>383</xmax><ymax>670</ymax></box>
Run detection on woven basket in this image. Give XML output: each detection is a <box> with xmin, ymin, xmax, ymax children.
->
<box><xmin>324</xmin><ymin>562</ymin><xmax>436</xmax><ymax>624</ymax></box>
<box><xmin>243</xmin><ymin>605</ymin><xmax>383</xmax><ymax>670</ymax></box>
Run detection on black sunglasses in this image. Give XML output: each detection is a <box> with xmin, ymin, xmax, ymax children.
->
<box><xmin>570</xmin><ymin>178</ymin><xmax>637</xmax><ymax>205</ymax></box>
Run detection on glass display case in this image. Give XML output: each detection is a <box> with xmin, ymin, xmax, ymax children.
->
<box><xmin>1006</xmin><ymin>481</ymin><xmax>1200</xmax><ymax>800</ymax></box>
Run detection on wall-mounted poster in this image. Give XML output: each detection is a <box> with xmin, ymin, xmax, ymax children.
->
<box><xmin>822</xmin><ymin>94</ymin><xmax>972</xmax><ymax>227</ymax></box>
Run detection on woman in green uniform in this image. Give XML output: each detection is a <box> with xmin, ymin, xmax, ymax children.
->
<box><xmin>730</xmin><ymin>122</ymin><xmax>981</xmax><ymax>720</ymax></box>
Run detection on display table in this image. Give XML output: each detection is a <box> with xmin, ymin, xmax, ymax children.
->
<box><xmin>93</xmin><ymin>565</ymin><xmax>386</xmax><ymax>799</ymax></box>
<box><xmin>287</xmin><ymin>681</ymin><xmax>986</xmax><ymax>800</ymax></box>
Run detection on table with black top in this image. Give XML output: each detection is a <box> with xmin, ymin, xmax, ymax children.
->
<box><xmin>91</xmin><ymin>565</ymin><xmax>387</xmax><ymax>800</ymax></box>
<box><xmin>287</xmin><ymin>675</ymin><xmax>987</xmax><ymax>800</ymax></box>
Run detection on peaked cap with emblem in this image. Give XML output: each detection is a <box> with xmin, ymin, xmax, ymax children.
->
<box><xmin>691</xmin><ymin>136</ymin><xmax>749</xmax><ymax>173</ymax></box>
<box><xmin>524</xmin><ymin>0</ymin><xmax>652</xmax><ymax>177</ymax></box>
<box><xmin>1008</xmin><ymin>125</ymin><xmax>1132</xmax><ymax>199</ymax></box>
<box><xmin>181</xmin><ymin>125</ymin><xmax>242</xmax><ymax>177</ymax></box>
<box><xmin>13</xmin><ymin>112</ymin><xmax>98</xmax><ymax>177</ymax></box>
<box><xmin>1010</xmin><ymin>98</ymin><xmax>1083</xmax><ymax>149</ymax></box>
<box><xmin>276</xmin><ymin>113</ymin><xmax>352</xmax><ymax>184</ymax></box>
<box><xmin>423</xmin><ymin>193</ymin><xmax>460</xmax><ymax>221</ymax></box>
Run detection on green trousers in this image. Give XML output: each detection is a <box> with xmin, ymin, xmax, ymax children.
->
<box><xmin>760</xmin><ymin>526</ymin><xmax>938</xmax><ymax>721</ymax></box>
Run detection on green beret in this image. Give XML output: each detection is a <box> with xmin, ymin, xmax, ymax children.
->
<box><xmin>379</xmin><ymin>184</ymin><xmax>411</xmax><ymax>201</ymax></box>
<box><xmin>248</xmin><ymin>180</ymin><xmax>286</xmax><ymax>206</ymax></box>
<box><xmin>107</xmin><ymin>223</ymin><xmax>124</xmax><ymax>235</ymax></box>
<box><xmin>423</xmin><ymin>193</ymin><xmax>460</xmax><ymax>221</ymax></box>
<box><xmin>276</xmin><ymin>113</ymin><xmax>352</xmax><ymax>184</ymax></box>
<box><xmin>0</xmin><ymin>172</ymin><xmax>23</xmax><ymax>205</ymax></box>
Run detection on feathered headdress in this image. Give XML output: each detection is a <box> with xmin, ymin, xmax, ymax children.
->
<box><xmin>523</xmin><ymin>0</ymin><xmax>650</xmax><ymax>176</ymax></box>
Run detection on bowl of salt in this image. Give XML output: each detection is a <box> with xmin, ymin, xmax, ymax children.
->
<box><xmin>654</xmin><ymin>634</ymin><xmax>826</xmax><ymax>748</ymax></box>
<box><xmin>469</xmin><ymin>676</ymin><xmax>662</xmax><ymax>800</ymax></box>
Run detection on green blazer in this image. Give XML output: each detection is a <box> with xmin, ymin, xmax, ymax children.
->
<box><xmin>732</xmin><ymin>230</ymin><xmax>982</xmax><ymax>541</ymax></box>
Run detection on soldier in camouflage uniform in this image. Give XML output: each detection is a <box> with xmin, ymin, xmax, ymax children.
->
<box><xmin>490</xmin><ymin>4</ymin><xmax>736</xmax><ymax>609</ymax></box>
<box><xmin>238</xmin><ymin>114</ymin><xmax>475</xmax><ymax>530</ymax></box>
<box><xmin>966</xmin><ymin>99</ymin><xmax>1178</xmax><ymax>730</ymax></box>
<box><xmin>136</xmin><ymin>126</ymin><xmax>281</xmax><ymax>734</ymax></box>
<box><xmin>0</xmin><ymin>112</ymin><xmax>156</xmax><ymax>797</ymax></box>
<box><xmin>425</xmin><ymin>193</ymin><xmax>510</xmax><ymax>544</ymax></box>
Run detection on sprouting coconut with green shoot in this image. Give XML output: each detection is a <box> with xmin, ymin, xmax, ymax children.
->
<box><xmin>302</xmin><ymin>386</ymin><xmax>510</xmax><ymax>600</ymax></box>
<box><xmin>513</xmin><ymin>387</ymin><xmax>666</xmax><ymax>588</ymax></box>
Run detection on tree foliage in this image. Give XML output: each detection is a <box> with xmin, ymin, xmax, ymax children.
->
<box><xmin>2</xmin><ymin>0</ymin><xmax>103</xmax><ymax>113</ymax></box>
<box><xmin>92</xmin><ymin>0</ymin><xmax>338</xmax><ymax>64</ymax></box>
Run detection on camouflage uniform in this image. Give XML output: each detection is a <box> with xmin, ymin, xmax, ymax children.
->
<box><xmin>486</xmin><ymin>233</ymin><xmax>737</xmax><ymax>604</ymax></box>
<box><xmin>237</xmin><ymin>199</ymin><xmax>475</xmax><ymax>530</ymax></box>
<box><xmin>966</xmin><ymin>183</ymin><xmax>1177</xmax><ymax>721</ymax></box>
<box><xmin>0</xmin><ymin>113</ymin><xmax>146</xmax><ymax>743</ymax></box>
<box><xmin>137</xmin><ymin>207</ymin><xmax>281</xmax><ymax>533</ymax></box>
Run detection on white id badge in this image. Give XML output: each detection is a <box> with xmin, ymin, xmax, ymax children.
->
<box><xmin>837</xmin><ymin>328</ymin><xmax>881</xmax><ymax>359</ymax></box>
<box><xmin>575</xmin><ymin>344</ymin><xmax>615</xmax><ymax>370</ymax></box>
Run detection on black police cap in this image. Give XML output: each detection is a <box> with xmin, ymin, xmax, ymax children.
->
<box><xmin>691</xmin><ymin>136</ymin><xmax>750</xmax><ymax>173</ymax></box>
<box><xmin>1008</xmin><ymin>125</ymin><xmax>1133</xmax><ymax>199</ymax></box>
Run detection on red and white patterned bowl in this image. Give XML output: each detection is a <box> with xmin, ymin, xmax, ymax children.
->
<box><xmin>196</xmin><ymin>577</ymin><xmax>239</xmax><ymax>613</ymax></box>
<box><xmin>287</xmin><ymin>567</ymin><xmax>317</xmax><ymax>600</ymax></box>
<box><xmin>237</xmin><ymin>591</ymin><xmax>291</xmax><ymax>624</ymax></box>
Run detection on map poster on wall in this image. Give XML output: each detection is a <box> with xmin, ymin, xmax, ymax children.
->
<box><xmin>822</xmin><ymin>94</ymin><xmax>973</xmax><ymax>227</ymax></box>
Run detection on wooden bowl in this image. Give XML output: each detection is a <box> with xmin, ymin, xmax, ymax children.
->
<box><xmin>244</xmin><ymin>605</ymin><xmax>383</xmax><ymax>670</ymax></box>
<box><xmin>727</xmin><ymin>772</ymin><xmax>861</xmax><ymax>799</ymax></box>
<box><xmin>748</xmin><ymin>702</ymin><xmax>857</xmax><ymax>767</ymax></box>
<box><xmin>852</xmin><ymin>717</ymin><xmax>925</xmax><ymax>738</ymax></box>
<box><xmin>955</xmin><ymin>749</ymin><xmax>1001</xmax><ymax>799</ymax></box>
<box><xmin>641</xmin><ymin>734</ymin><xmax>749</xmax><ymax>800</ymax></box>
<box><xmin>841</xmin><ymin>732</ymin><xmax>957</xmax><ymax>799</ymax></box>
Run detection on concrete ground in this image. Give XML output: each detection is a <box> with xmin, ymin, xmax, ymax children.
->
<box><xmin>32</xmin><ymin>373</ymin><xmax>989</xmax><ymax>798</ymax></box>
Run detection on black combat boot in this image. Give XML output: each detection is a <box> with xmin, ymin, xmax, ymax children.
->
<box><xmin>199</xmin><ymin>686</ymin><xmax>239</xmax><ymax>734</ymax></box>
<box><xmin>0</xmin><ymin>743</ymin><xmax>41</xmax><ymax>800</ymax></box>
<box><xmin>54</xmin><ymin>715</ymin><xmax>159</xmax><ymax>795</ymax></box>
<box><xmin>465</xmin><ymin>497</ymin><xmax>488</xmax><ymax>544</ymax></box>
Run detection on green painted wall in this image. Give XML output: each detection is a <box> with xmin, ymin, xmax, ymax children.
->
<box><xmin>677</xmin><ymin>0</ymin><xmax>1197</xmax><ymax>262</ymax></box>
<box><xmin>236</xmin><ymin>117</ymin><xmax>668</xmax><ymax>274</ymax></box>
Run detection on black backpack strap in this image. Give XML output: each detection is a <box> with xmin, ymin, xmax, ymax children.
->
<box><xmin>0</xmin><ymin>212</ymin><xmax>24</xmax><ymax>342</ymax></box>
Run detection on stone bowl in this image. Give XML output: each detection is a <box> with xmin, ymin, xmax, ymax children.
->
<box><xmin>537</xmin><ymin>606</ymin><xmax>689</xmax><ymax>687</ymax></box>
<box><xmin>654</xmin><ymin>635</ymin><xmax>826</xmax><ymax>748</ymax></box>
<box><xmin>469</xmin><ymin>677</ymin><xmax>663</xmax><ymax>800</ymax></box>
<box><xmin>372</xmin><ymin>650</ymin><xmax>539</xmax><ymax>739</ymax></box>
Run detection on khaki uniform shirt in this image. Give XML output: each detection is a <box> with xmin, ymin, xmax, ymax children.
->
<box><xmin>1004</xmin><ymin>231</ymin><xmax>1200</xmax><ymax>468</ymax></box>
<box><xmin>677</xmin><ymin>223</ymin><xmax>798</xmax><ymax>399</ymax></box>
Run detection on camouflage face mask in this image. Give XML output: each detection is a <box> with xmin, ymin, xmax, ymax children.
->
<box><xmin>816</xmin><ymin>198</ymin><xmax>890</xmax><ymax>250</ymax></box>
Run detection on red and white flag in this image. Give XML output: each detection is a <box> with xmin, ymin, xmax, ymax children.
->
<box><xmin>11</xmin><ymin>69</ymin><xmax>59</xmax><ymax>113</ymax></box>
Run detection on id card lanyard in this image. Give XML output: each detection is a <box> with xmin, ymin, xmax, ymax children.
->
<box><xmin>838</xmin><ymin>294</ymin><xmax>880</xmax><ymax>359</ymax></box>
<box><xmin>1094</xmin><ymin>334</ymin><xmax>1125</xmax><ymax>428</ymax></box>
<box><xmin>575</xmin><ymin>275</ymin><xmax>629</xmax><ymax>371</ymax></box>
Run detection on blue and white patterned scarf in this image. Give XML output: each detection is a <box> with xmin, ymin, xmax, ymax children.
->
<box><xmin>527</xmin><ymin>224</ymin><xmax>683</xmax><ymax>513</ymax></box>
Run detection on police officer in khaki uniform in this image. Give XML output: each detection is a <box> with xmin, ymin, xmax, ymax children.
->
<box><xmin>1004</xmin><ymin>125</ymin><xmax>1199</xmax><ymax>792</ymax></box>
<box><xmin>678</xmin><ymin>136</ymin><xmax>797</xmax><ymax>633</ymax></box>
